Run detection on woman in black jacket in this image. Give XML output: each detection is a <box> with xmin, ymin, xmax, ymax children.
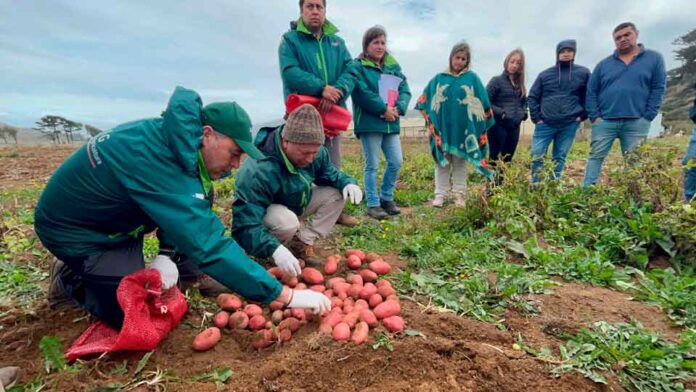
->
<box><xmin>486</xmin><ymin>48</ymin><xmax>528</xmax><ymax>182</ymax></box>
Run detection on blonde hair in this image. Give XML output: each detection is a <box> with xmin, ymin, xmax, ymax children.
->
<box><xmin>504</xmin><ymin>48</ymin><xmax>526</xmax><ymax>97</ymax></box>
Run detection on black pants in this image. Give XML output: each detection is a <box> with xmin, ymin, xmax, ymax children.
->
<box><xmin>488</xmin><ymin>122</ymin><xmax>521</xmax><ymax>164</ymax></box>
<box><xmin>57</xmin><ymin>186</ymin><xmax>215</xmax><ymax>329</ymax></box>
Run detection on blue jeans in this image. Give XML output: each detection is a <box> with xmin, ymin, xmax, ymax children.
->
<box><xmin>682</xmin><ymin>127</ymin><xmax>696</xmax><ymax>201</ymax></box>
<box><xmin>360</xmin><ymin>133</ymin><xmax>403</xmax><ymax>207</ymax></box>
<box><xmin>530</xmin><ymin>122</ymin><xmax>579</xmax><ymax>183</ymax></box>
<box><xmin>582</xmin><ymin>118</ymin><xmax>651</xmax><ymax>186</ymax></box>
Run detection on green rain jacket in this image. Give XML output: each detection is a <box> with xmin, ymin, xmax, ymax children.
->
<box><xmin>34</xmin><ymin>86</ymin><xmax>282</xmax><ymax>304</ymax></box>
<box><xmin>278</xmin><ymin>18</ymin><xmax>355</xmax><ymax>107</ymax></box>
<box><xmin>351</xmin><ymin>53</ymin><xmax>412</xmax><ymax>136</ymax></box>
<box><xmin>232</xmin><ymin>126</ymin><xmax>357</xmax><ymax>259</ymax></box>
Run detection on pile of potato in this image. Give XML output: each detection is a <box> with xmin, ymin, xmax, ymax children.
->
<box><xmin>191</xmin><ymin>249</ymin><xmax>404</xmax><ymax>351</ymax></box>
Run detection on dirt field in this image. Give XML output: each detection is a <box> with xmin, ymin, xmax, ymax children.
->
<box><xmin>0</xmin><ymin>143</ymin><xmax>691</xmax><ymax>391</ymax></box>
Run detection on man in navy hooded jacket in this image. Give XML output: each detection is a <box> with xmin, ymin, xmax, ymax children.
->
<box><xmin>528</xmin><ymin>39</ymin><xmax>590</xmax><ymax>182</ymax></box>
<box><xmin>583</xmin><ymin>22</ymin><xmax>666</xmax><ymax>186</ymax></box>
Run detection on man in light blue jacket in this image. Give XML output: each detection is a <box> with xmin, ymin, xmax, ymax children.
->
<box><xmin>583</xmin><ymin>22</ymin><xmax>666</xmax><ymax>186</ymax></box>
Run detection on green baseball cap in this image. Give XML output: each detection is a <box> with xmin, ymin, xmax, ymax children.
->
<box><xmin>201</xmin><ymin>102</ymin><xmax>265</xmax><ymax>160</ymax></box>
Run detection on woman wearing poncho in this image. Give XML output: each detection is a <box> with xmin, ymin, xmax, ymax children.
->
<box><xmin>416</xmin><ymin>41</ymin><xmax>495</xmax><ymax>208</ymax></box>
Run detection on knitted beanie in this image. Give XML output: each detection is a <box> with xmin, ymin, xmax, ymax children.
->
<box><xmin>282</xmin><ymin>104</ymin><xmax>324</xmax><ymax>144</ymax></box>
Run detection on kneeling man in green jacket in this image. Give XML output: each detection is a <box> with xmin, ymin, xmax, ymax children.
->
<box><xmin>232</xmin><ymin>104</ymin><xmax>362</xmax><ymax>269</ymax></box>
<box><xmin>34</xmin><ymin>87</ymin><xmax>330</xmax><ymax>329</ymax></box>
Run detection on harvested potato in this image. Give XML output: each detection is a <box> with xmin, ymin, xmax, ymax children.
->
<box><xmin>192</xmin><ymin>327</ymin><xmax>221</xmax><ymax>351</ymax></box>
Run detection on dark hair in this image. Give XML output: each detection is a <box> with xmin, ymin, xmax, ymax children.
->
<box><xmin>613</xmin><ymin>22</ymin><xmax>637</xmax><ymax>34</ymax></box>
<box><xmin>300</xmin><ymin>0</ymin><xmax>326</xmax><ymax>9</ymax></box>
<box><xmin>362</xmin><ymin>26</ymin><xmax>387</xmax><ymax>56</ymax></box>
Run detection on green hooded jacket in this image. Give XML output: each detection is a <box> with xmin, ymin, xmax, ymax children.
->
<box><xmin>34</xmin><ymin>86</ymin><xmax>282</xmax><ymax>304</ymax></box>
<box><xmin>278</xmin><ymin>18</ymin><xmax>355</xmax><ymax>107</ymax></box>
<box><xmin>232</xmin><ymin>126</ymin><xmax>357</xmax><ymax>258</ymax></box>
<box><xmin>351</xmin><ymin>53</ymin><xmax>412</xmax><ymax>135</ymax></box>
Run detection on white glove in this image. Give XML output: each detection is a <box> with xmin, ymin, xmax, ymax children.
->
<box><xmin>342</xmin><ymin>184</ymin><xmax>363</xmax><ymax>205</ymax></box>
<box><xmin>151</xmin><ymin>255</ymin><xmax>179</xmax><ymax>290</ymax></box>
<box><xmin>272</xmin><ymin>245</ymin><xmax>301</xmax><ymax>277</ymax></box>
<box><xmin>288</xmin><ymin>289</ymin><xmax>332</xmax><ymax>315</ymax></box>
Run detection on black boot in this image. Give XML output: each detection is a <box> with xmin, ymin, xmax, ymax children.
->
<box><xmin>380</xmin><ymin>200</ymin><xmax>401</xmax><ymax>215</ymax></box>
<box><xmin>367</xmin><ymin>207</ymin><xmax>389</xmax><ymax>220</ymax></box>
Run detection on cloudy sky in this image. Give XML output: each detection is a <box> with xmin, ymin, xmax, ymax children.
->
<box><xmin>1</xmin><ymin>0</ymin><xmax>694</xmax><ymax>129</ymax></box>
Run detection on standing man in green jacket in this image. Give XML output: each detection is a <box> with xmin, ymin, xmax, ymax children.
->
<box><xmin>35</xmin><ymin>87</ymin><xmax>330</xmax><ymax>329</ymax></box>
<box><xmin>278</xmin><ymin>0</ymin><xmax>358</xmax><ymax>226</ymax></box>
<box><xmin>232</xmin><ymin>104</ymin><xmax>362</xmax><ymax>268</ymax></box>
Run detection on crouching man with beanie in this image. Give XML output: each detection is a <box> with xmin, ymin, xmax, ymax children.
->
<box><xmin>232</xmin><ymin>104</ymin><xmax>362</xmax><ymax>268</ymax></box>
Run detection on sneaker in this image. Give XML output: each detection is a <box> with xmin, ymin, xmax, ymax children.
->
<box><xmin>380</xmin><ymin>200</ymin><xmax>401</xmax><ymax>215</ymax></box>
<box><xmin>48</xmin><ymin>258</ymin><xmax>76</xmax><ymax>310</ymax></box>
<box><xmin>336</xmin><ymin>212</ymin><xmax>359</xmax><ymax>227</ymax></box>
<box><xmin>288</xmin><ymin>236</ymin><xmax>323</xmax><ymax>268</ymax></box>
<box><xmin>367</xmin><ymin>207</ymin><xmax>389</xmax><ymax>220</ymax></box>
<box><xmin>179</xmin><ymin>274</ymin><xmax>231</xmax><ymax>297</ymax></box>
<box><xmin>431</xmin><ymin>195</ymin><xmax>445</xmax><ymax>208</ymax></box>
<box><xmin>0</xmin><ymin>366</ymin><xmax>20</xmax><ymax>389</ymax></box>
<box><xmin>453</xmin><ymin>193</ymin><xmax>466</xmax><ymax>207</ymax></box>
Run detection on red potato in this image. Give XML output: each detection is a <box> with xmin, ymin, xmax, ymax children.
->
<box><xmin>228</xmin><ymin>311</ymin><xmax>249</xmax><ymax>330</ymax></box>
<box><xmin>321</xmin><ymin>310</ymin><xmax>343</xmax><ymax>328</ymax></box>
<box><xmin>350</xmin><ymin>274</ymin><xmax>364</xmax><ymax>286</ymax></box>
<box><xmin>301</xmin><ymin>267</ymin><xmax>325</xmax><ymax>285</ymax></box>
<box><xmin>217</xmin><ymin>294</ymin><xmax>242</xmax><ymax>311</ymax></box>
<box><xmin>291</xmin><ymin>308</ymin><xmax>306</xmax><ymax>320</ymax></box>
<box><xmin>244</xmin><ymin>304</ymin><xmax>263</xmax><ymax>318</ymax></box>
<box><xmin>373</xmin><ymin>300</ymin><xmax>401</xmax><ymax>320</ymax></box>
<box><xmin>271</xmin><ymin>310</ymin><xmax>284</xmax><ymax>325</ymax></box>
<box><xmin>252</xmin><ymin>329</ymin><xmax>273</xmax><ymax>349</ymax></box>
<box><xmin>319</xmin><ymin>322</ymin><xmax>334</xmax><ymax>334</ymax></box>
<box><xmin>378</xmin><ymin>285</ymin><xmax>396</xmax><ymax>298</ymax></box>
<box><xmin>369</xmin><ymin>293</ymin><xmax>383</xmax><ymax>308</ymax></box>
<box><xmin>214</xmin><ymin>311</ymin><xmax>230</xmax><ymax>329</ymax></box>
<box><xmin>267</xmin><ymin>267</ymin><xmax>283</xmax><ymax>280</ymax></box>
<box><xmin>327</xmin><ymin>277</ymin><xmax>346</xmax><ymax>289</ymax></box>
<box><xmin>359</xmin><ymin>309</ymin><xmax>378</xmax><ymax>328</ymax></box>
<box><xmin>359</xmin><ymin>283</ymin><xmax>378</xmax><ymax>300</ymax></box>
<box><xmin>351</xmin><ymin>321</ymin><xmax>370</xmax><ymax>344</ymax></box>
<box><xmin>365</xmin><ymin>252</ymin><xmax>381</xmax><ymax>263</ymax></box>
<box><xmin>324</xmin><ymin>258</ymin><xmax>338</xmax><ymax>275</ymax></box>
<box><xmin>343</xmin><ymin>311</ymin><xmax>361</xmax><ymax>328</ymax></box>
<box><xmin>279</xmin><ymin>328</ymin><xmax>292</xmax><ymax>342</ymax></box>
<box><xmin>248</xmin><ymin>315</ymin><xmax>267</xmax><ymax>331</ymax></box>
<box><xmin>269</xmin><ymin>301</ymin><xmax>285</xmax><ymax>311</ymax></box>
<box><xmin>281</xmin><ymin>275</ymin><xmax>298</xmax><ymax>287</ymax></box>
<box><xmin>192</xmin><ymin>327</ymin><xmax>221</xmax><ymax>351</ymax></box>
<box><xmin>330</xmin><ymin>297</ymin><xmax>343</xmax><ymax>309</ymax></box>
<box><xmin>338</xmin><ymin>291</ymin><xmax>348</xmax><ymax>300</ymax></box>
<box><xmin>346</xmin><ymin>255</ymin><xmax>362</xmax><ymax>270</ymax></box>
<box><xmin>354</xmin><ymin>299</ymin><xmax>369</xmax><ymax>310</ymax></box>
<box><xmin>265</xmin><ymin>321</ymin><xmax>272</xmax><ymax>329</ymax></box>
<box><xmin>295</xmin><ymin>283</ymin><xmax>307</xmax><ymax>290</ymax></box>
<box><xmin>279</xmin><ymin>317</ymin><xmax>301</xmax><ymax>333</ymax></box>
<box><xmin>332</xmin><ymin>322</ymin><xmax>351</xmax><ymax>341</ymax></box>
<box><xmin>333</xmin><ymin>282</ymin><xmax>351</xmax><ymax>295</ymax></box>
<box><xmin>324</xmin><ymin>289</ymin><xmax>334</xmax><ymax>298</ymax></box>
<box><xmin>347</xmin><ymin>284</ymin><xmax>362</xmax><ymax>299</ymax></box>
<box><xmin>345</xmin><ymin>249</ymin><xmax>366</xmax><ymax>261</ymax></box>
<box><xmin>376</xmin><ymin>279</ymin><xmax>392</xmax><ymax>289</ymax></box>
<box><xmin>386</xmin><ymin>294</ymin><xmax>398</xmax><ymax>301</ymax></box>
<box><xmin>310</xmin><ymin>285</ymin><xmax>326</xmax><ymax>292</ymax></box>
<box><xmin>382</xmin><ymin>316</ymin><xmax>405</xmax><ymax>332</ymax></box>
<box><xmin>359</xmin><ymin>269</ymin><xmax>378</xmax><ymax>283</ymax></box>
<box><xmin>283</xmin><ymin>309</ymin><xmax>292</xmax><ymax>318</ymax></box>
<box><xmin>343</xmin><ymin>304</ymin><xmax>354</xmax><ymax>314</ymax></box>
<box><xmin>369</xmin><ymin>260</ymin><xmax>392</xmax><ymax>275</ymax></box>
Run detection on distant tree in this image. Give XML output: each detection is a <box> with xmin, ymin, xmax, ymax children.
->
<box><xmin>84</xmin><ymin>124</ymin><xmax>102</xmax><ymax>137</ymax></box>
<box><xmin>61</xmin><ymin>118</ymin><xmax>83</xmax><ymax>143</ymax></box>
<box><xmin>669</xmin><ymin>27</ymin><xmax>696</xmax><ymax>83</ymax></box>
<box><xmin>34</xmin><ymin>115</ymin><xmax>66</xmax><ymax>144</ymax></box>
<box><xmin>0</xmin><ymin>123</ymin><xmax>18</xmax><ymax>144</ymax></box>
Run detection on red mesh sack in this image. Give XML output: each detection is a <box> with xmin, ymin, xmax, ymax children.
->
<box><xmin>285</xmin><ymin>94</ymin><xmax>352</xmax><ymax>138</ymax></box>
<box><xmin>65</xmin><ymin>268</ymin><xmax>188</xmax><ymax>362</ymax></box>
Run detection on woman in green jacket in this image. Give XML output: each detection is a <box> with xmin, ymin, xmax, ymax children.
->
<box><xmin>351</xmin><ymin>26</ymin><xmax>411</xmax><ymax>220</ymax></box>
